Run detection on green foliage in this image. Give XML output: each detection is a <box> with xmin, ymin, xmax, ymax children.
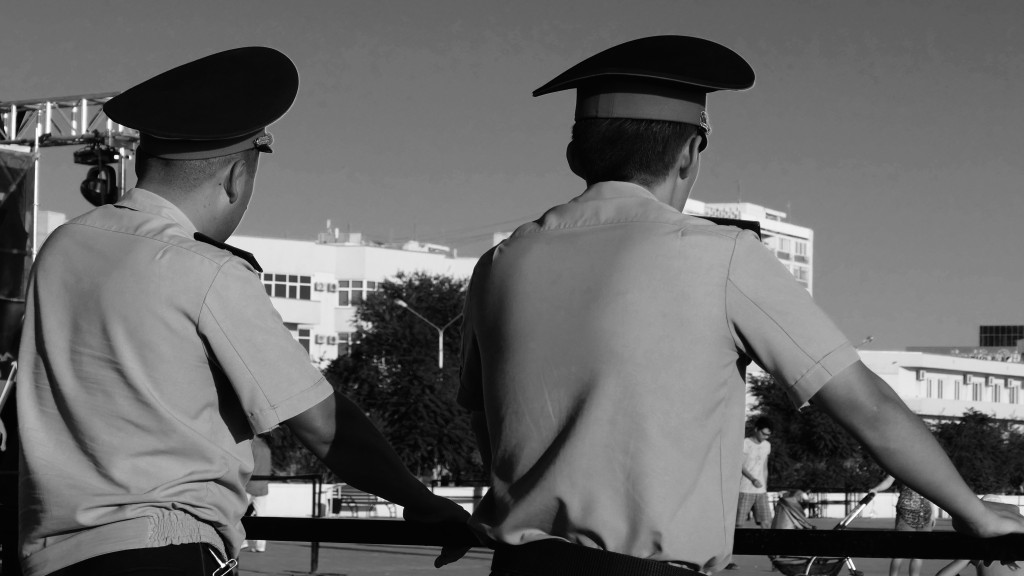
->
<box><xmin>324</xmin><ymin>272</ymin><xmax>483</xmax><ymax>483</ymax></box>
<box><xmin>749</xmin><ymin>374</ymin><xmax>1024</xmax><ymax>495</ymax></box>
<box><xmin>748</xmin><ymin>373</ymin><xmax>883</xmax><ymax>491</ymax></box>
<box><xmin>931</xmin><ymin>409</ymin><xmax>1024</xmax><ymax>494</ymax></box>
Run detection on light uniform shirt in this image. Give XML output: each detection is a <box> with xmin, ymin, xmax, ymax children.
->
<box><xmin>17</xmin><ymin>188</ymin><xmax>332</xmax><ymax>576</ymax></box>
<box><xmin>739</xmin><ymin>438</ymin><xmax>771</xmax><ymax>494</ymax></box>
<box><xmin>459</xmin><ymin>181</ymin><xmax>860</xmax><ymax>573</ymax></box>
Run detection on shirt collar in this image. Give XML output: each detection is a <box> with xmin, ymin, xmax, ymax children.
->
<box><xmin>116</xmin><ymin>188</ymin><xmax>199</xmax><ymax>235</ymax></box>
<box><xmin>572</xmin><ymin>181</ymin><xmax>660</xmax><ymax>204</ymax></box>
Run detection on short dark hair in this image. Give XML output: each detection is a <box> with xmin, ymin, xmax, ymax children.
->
<box><xmin>754</xmin><ymin>416</ymin><xmax>774</xmax><ymax>432</ymax></box>
<box><xmin>135</xmin><ymin>149</ymin><xmax>257</xmax><ymax>190</ymax></box>
<box><xmin>569</xmin><ymin>118</ymin><xmax>700</xmax><ymax>188</ymax></box>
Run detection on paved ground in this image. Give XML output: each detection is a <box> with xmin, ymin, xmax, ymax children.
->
<box><xmin>235</xmin><ymin>517</ymin><xmax>969</xmax><ymax>576</ymax></box>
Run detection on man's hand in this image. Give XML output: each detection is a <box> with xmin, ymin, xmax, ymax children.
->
<box><xmin>952</xmin><ymin>500</ymin><xmax>1024</xmax><ymax>539</ymax></box>
<box><xmin>752</xmin><ymin>479</ymin><xmax>762</xmax><ymax>489</ymax></box>
<box><xmin>0</xmin><ymin>417</ymin><xmax>6</xmax><ymax>452</ymax></box>
<box><xmin>401</xmin><ymin>493</ymin><xmax>483</xmax><ymax>569</ymax></box>
<box><xmin>402</xmin><ymin>493</ymin><xmax>469</xmax><ymax>524</ymax></box>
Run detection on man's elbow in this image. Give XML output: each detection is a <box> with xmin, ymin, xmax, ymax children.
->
<box><xmin>283</xmin><ymin>393</ymin><xmax>338</xmax><ymax>458</ymax></box>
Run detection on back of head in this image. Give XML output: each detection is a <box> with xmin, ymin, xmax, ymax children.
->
<box><xmin>134</xmin><ymin>148</ymin><xmax>258</xmax><ymax>194</ymax></box>
<box><xmin>533</xmin><ymin>36</ymin><xmax>755</xmax><ymax>186</ymax></box>
<box><xmin>570</xmin><ymin>118</ymin><xmax>699</xmax><ymax>187</ymax></box>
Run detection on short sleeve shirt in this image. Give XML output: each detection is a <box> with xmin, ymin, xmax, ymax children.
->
<box><xmin>459</xmin><ymin>182</ymin><xmax>859</xmax><ymax>572</ymax></box>
<box><xmin>739</xmin><ymin>438</ymin><xmax>771</xmax><ymax>494</ymax></box>
<box><xmin>17</xmin><ymin>189</ymin><xmax>332</xmax><ymax>576</ymax></box>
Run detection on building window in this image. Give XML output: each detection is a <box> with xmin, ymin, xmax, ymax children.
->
<box><xmin>993</xmin><ymin>384</ymin><xmax>1002</xmax><ymax>404</ymax></box>
<box><xmin>972</xmin><ymin>381</ymin><xmax>982</xmax><ymax>402</ymax></box>
<box><xmin>1010</xmin><ymin>386</ymin><xmax>1019</xmax><ymax>405</ymax></box>
<box><xmin>926</xmin><ymin>378</ymin><xmax>934</xmax><ymax>398</ymax></box>
<box><xmin>937</xmin><ymin>379</ymin><xmax>944</xmax><ymax>399</ymax></box>
<box><xmin>979</xmin><ymin>325</ymin><xmax>1024</xmax><ymax>347</ymax></box>
<box><xmin>338</xmin><ymin>280</ymin><xmax>378</xmax><ymax>307</ymax></box>
<box><xmin>794</xmin><ymin>241</ymin><xmax>809</xmax><ymax>264</ymax></box>
<box><xmin>954</xmin><ymin>380</ymin><xmax>962</xmax><ymax>400</ymax></box>
<box><xmin>284</xmin><ymin>323</ymin><xmax>311</xmax><ymax>352</ymax></box>
<box><xmin>262</xmin><ymin>273</ymin><xmax>312</xmax><ymax>300</ymax></box>
<box><xmin>776</xmin><ymin>237</ymin><xmax>791</xmax><ymax>260</ymax></box>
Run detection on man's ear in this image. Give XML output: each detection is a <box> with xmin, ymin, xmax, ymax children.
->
<box><xmin>221</xmin><ymin>157</ymin><xmax>248</xmax><ymax>204</ymax></box>
<box><xmin>677</xmin><ymin>133</ymin><xmax>703</xmax><ymax>181</ymax></box>
<box><xmin>566</xmin><ymin>141</ymin><xmax>585</xmax><ymax>179</ymax></box>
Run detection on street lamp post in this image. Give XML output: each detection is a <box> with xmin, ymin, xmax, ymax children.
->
<box><xmin>394</xmin><ymin>299</ymin><xmax>463</xmax><ymax>369</ymax></box>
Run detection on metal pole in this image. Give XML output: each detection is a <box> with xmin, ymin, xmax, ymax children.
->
<box><xmin>311</xmin><ymin>476</ymin><xmax>320</xmax><ymax>574</ymax></box>
<box><xmin>437</xmin><ymin>330</ymin><xmax>443</xmax><ymax>369</ymax></box>
<box><xmin>31</xmin><ymin>123</ymin><xmax>40</xmax><ymax>260</ymax></box>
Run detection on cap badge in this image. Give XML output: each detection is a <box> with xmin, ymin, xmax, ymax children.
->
<box><xmin>253</xmin><ymin>132</ymin><xmax>274</xmax><ymax>152</ymax></box>
<box><xmin>699</xmin><ymin>111</ymin><xmax>711</xmax><ymax>135</ymax></box>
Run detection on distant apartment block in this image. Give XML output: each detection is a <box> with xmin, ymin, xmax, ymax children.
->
<box><xmin>684</xmin><ymin>199</ymin><xmax>814</xmax><ymax>294</ymax></box>
<box><xmin>231</xmin><ymin>229</ymin><xmax>477</xmax><ymax>365</ymax></box>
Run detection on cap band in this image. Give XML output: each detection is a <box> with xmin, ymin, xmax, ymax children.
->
<box><xmin>139</xmin><ymin>129</ymin><xmax>273</xmax><ymax>160</ymax></box>
<box><xmin>576</xmin><ymin>91</ymin><xmax>707</xmax><ymax>126</ymax></box>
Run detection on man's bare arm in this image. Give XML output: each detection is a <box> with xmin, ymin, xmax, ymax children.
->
<box><xmin>810</xmin><ymin>361</ymin><xmax>1024</xmax><ymax>538</ymax></box>
<box><xmin>471</xmin><ymin>411</ymin><xmax>491</xmax><ymax>474</ymax></box>
<box><xmin>285</xmin><ymin>391</ymin><xmax>466</xmax><ymax>523</ymax></box>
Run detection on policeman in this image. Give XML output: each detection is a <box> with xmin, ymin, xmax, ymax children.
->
<box><xmin>458</xmin><ymin>36</ymin><xmax>1024</xmax><ymax>575</ymax></box>
<box><xmin>17</xmin><ymin>47</ymin><xmax>466</xmax><ymax>576</ymax></box>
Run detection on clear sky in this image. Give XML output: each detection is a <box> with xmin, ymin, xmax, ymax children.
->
<box><xmin>3</xmin><ymin>0</ymin><xmax>1022</xmax><ymax>350</ymax></box>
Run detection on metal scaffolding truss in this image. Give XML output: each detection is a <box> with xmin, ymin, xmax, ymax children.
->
<box><xmin>0</xmin><ymin>92</ymin><xmax>137</xmax><ymax>149</ymax></box>
<box><xmin>0</xmin><ymin>92</ymin><xmax>138</xmax><ymax>261</ymax></box>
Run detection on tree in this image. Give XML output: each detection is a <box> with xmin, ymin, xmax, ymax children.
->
<box><xmin>931</xmin><ymin>409</ymin><xmax>1018</xmax><ymax>494</ymax></box>
<box><xmin>747</xmin><ymin>373</ymin><xmax>883</xmax><ymax>491</ymax></box>
<box><xmin>324</xmin><ymin>272</ymin><xmax>483</xmax><ymax>484</ymax></box>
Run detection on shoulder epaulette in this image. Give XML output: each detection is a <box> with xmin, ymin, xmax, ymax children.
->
<box><xmin>194</xmin><ymin>232</ymin><xmax>263</xmax><ymax>273</ymax></box>
<box><xmin>698</xmin><ymin>216</ymin><xmax>762</xmax><ymax>239</ymax></box>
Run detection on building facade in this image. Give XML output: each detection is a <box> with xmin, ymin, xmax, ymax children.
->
<box><xmin>231</xmin><ymin>231</ymin><xmax>477</xmax><ymax>366</ymax></box>
<box><xmin>684</xmin><ymin>200</ymin><xmax>814</xmax><ymax>293</ymax></box>
<box><xmin>859</xmin><ymin>350</ymin><xmax>1024</xmax><ymax>424</ymax></box>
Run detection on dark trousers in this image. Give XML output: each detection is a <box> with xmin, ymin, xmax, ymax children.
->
<box><xmin>48</xmin><ymin>543</ymin><xmax>224</xmax><ymax>576</ymax></box>
<box><xmin>491</xmin><ymin>539</ymin><xmax>703</xmax><ymax>576</ymax></box>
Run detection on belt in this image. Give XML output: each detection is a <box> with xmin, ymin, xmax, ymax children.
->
<box><xmin>491</xmin><ymin>539</ymin><xmax>703</xmax><ymax>576</ymax></box>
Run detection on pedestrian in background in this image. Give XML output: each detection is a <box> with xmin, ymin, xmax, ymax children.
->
<box><xmin>870</xmin><ymin>474</ymin><xmax>939</xmax><ymax>576</ymax></box>
<box><xmin>727</xmin><ymin>417</ymin><xmax>774</xmax><ymax>569</ymax></box>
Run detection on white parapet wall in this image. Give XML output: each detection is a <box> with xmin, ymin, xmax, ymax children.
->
<box><xmin>261</xmin><ymin>483</ymin><xmax>484</xmax><ymax>518</ymax></box>
<box><xmin>260</xmin><ymin>485</ymin><xmax>1023</xmax><ymax>520</ymax></box>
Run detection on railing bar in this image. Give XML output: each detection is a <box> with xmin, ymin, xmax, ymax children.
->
<box><xmin>240</xmin><ymin>519</ymin><xmax>1024</xmax><ymax>561</ymax></box>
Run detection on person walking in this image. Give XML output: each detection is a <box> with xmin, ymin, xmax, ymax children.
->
<box><xmin>870</xmin><ymin>474</ymin><xmax>939</xmax><ymax>576</ymax></box>
<box><xmin>726</xmin><ymin>417</ymin><xmax>774</xmax><ymax>569</ymax></box>
<box><xmin>737</xmin><ymin>417</ymin><xmax>775</xmax><ymax>528</ymax></box>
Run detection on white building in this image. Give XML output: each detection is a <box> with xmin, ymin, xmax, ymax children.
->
<box><xmin>859</xmin><ymin>350</ymin><xmax>1024</xmax><ymax>423</ymax></box>
<box><xmin>684</xmin><ymin>200</ymin><xmax>814</xmax><ymax>293</ymax></box>
<box><xmin>231</xmin><ymin>231</ymin><xmax>477</xmax><ymax>365</ymax></box>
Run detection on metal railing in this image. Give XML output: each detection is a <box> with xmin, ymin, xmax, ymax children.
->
<box><xmin>5</xmin><ymin>495</ymin><xmax>1024</xmax><ymax>574</ymax></box>
<box><xmin>241</xmin><ymin>517</ymin><xmax>1024</xmax><ymax>562</ymax></box>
